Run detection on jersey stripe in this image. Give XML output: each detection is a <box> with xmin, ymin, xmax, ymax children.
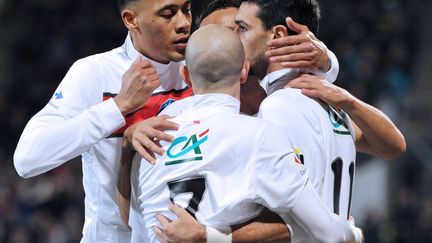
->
<box><xmin>104</xmin><ymin>87</ymin><xmax>193</xmax><ymax>138</ymax></box>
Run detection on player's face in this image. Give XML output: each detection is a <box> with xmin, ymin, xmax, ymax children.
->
<box><xmin>133</xmin><ymin>0</ymin><xmax>192</xmax><ymax>63</ymax></box>
<box><xmin>234</xmin><ymin>3</ymin><xmax>271</xmax><ymax>80</ymax></box>
<box><xmin>200</xmin><ymin>7</ymin><xmax>238</xmax><ymax>30</ymax></box>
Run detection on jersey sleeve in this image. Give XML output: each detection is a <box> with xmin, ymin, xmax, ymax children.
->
<box><xmin>306</xmin><ymin>50</ymin><xmax>339</xmax><ymax>84</ymax></box>
<box><xmin>252</xmin><ymin>125</ymin><xmax>361</xmax><ymax>242</ymax></box>
<box><xmin>13</xmin><ymin>58</ymin><xmax>125</xmax><ymax>178</ymax></box>
<box><xmin>287</xmin><ymin>182</ymin><xmax>363</xmax><ymax>243</ymax></box>
<box><xmin>258</xmin><ymin>90</ymin><xmax>327</xmax><ymax>194</ymax></box>
<box><xmin>251</xmin><ymin>124</ymin><xmax>309</xmax><ymax>211</ymax></box>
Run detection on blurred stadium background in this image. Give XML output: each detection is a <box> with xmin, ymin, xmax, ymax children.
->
<box><xmin>0</xmin><ymin>0</ymin><xmax>431</xmax><ymax>242</ymax></box>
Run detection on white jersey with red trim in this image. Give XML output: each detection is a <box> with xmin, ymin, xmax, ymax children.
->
<box><xmin>13</xmin><ymin>33</ymin><xmax>192</xmax><ymax>243</ymax></box>
<box><xmin>258</xmin><ymin>71</ymin><xmax>356</xmax><ymax>242</ymax></box>
<box><xmin>129</xmin><ymin>94</ymin><xmax>308</xmax><ymax>242</ymax></box>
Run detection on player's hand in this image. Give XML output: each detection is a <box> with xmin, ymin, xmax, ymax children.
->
<box><xmin>348</xmin><ymin>216</ymin><xmax>364</xmax><ymax>243</ymax></box>
<box><xmin>287</xmin><ymin>73</ymin><xmax>354</xmax><ymax>110</ymax></box>
<box><xmin>153</xmin><ymin>204</ymin><xmax>206</xmax><ymax>243</ymax></box>
<box><xmin>124</xmin><ymin>115</ymin><xmax>178</xmax><ymax>164</ymax></box>
<box><xmin>114</xmin><ymin>56</ymin><xmax>160</xmax><ymax>114</ymax></box>
<box><xmin>266</xmin><ymin>17</ymin><xmax>331</xmax><ymax>72</ymax></box>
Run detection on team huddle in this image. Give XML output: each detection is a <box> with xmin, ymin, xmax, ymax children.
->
<box><xmin>14</xmin><ymin>0</ymin><xmax>406</xmax><ymax>243</ymax></box>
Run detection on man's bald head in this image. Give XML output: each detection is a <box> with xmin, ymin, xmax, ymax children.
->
<box><xmin>185</xmin><ymin>24</ymin><xmax>246</xmax><ymax>93</ymax></box>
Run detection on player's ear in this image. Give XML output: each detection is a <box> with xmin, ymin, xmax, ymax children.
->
<box><xmin>239</xmin><ymin>61</ymin><xmax>250</xmax><ymax>85</ymax></box>
<box><xmin>271</xmin><ymin>25</ymin><xmax>288</xmax><ymax>39</ymax></box>
<box><xmin>121</xmin><ymin>8</ymin><xmax>139</xmax><ymax>33</ymax></box>
<box><xmin>180</xmin><ymin>65</ymin><xmax>192</xmax><ymax>87</ymax></box>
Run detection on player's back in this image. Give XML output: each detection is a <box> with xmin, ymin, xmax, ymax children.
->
<box><xmin>259</xmin><ymin>88</ymin><xmax>356</xmax><ymax>242</ymax></box>
<box><xmin>130</xmin><ymin>94</ymin><xmax>302</xmax><ymax>242</ymax></box>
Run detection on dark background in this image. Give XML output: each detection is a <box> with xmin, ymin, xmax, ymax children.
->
<box><xmin>0</xmin><ymin>0</ymin><xmax>431</xmax><ymax>242</ymax></box>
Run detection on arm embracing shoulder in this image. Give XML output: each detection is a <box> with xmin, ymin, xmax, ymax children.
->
<box><xmin>253</xmin><ymin>126</ymin><xmax>362</xmax><ymax>243</ymax></box>
<box><xmin>288</xmin><ymin>182</ymin><xmax>363</xmax><ymax>243</ymax></box>
<box><xmin>14</xmin><ymin>59</ymin><xmax>125</xmax><ymax>178</ymax></box>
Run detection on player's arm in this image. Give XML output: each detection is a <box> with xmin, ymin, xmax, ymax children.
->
<box><xmin>230</xmin><ymin>208</ymin><xmax>290</xmax><ymax>242</ymax></box>
<box><xmin>117</xmin><ymin>116</ymin><xmax>178</xmax><ymax>227</ymax></box>
<box><xmin>287</xmin><ymin>181</ymin><xmax>363</xmax><ymax>243</ymax></box>
<box><xmin>266</xmin><ymin>17</ymin><xmax>339</xmax><ymax>83</ymax></box>
<box><xmin>254</xmin><ymin>139</ymin><xmax>362</xmax><ymax>242</ymax></box>
<box><xmin>116</xmin><ymin>138</ymin><xmax>135</xmax><ymax>228</ymax></box>
<box><xmin>13</xmin><ymin>57</ymin><xmax>159</xmax><ymax>178</ymax></box>
<box><xmin>154</xmin><ymin>205</ymin><xmax>290</xmax><ymax>243</ymax></box>
<box><xmin>287</xmin><ymin>74</ymin><xmax>406</xmax><ymax>159</ymax></box>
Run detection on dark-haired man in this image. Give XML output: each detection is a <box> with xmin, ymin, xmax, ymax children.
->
<box><xmin>14</xmin><ymin>1</ymin><xmax>193</xmax><ymax>242</ymax></box>
<box><xmin>237</xmin><ymin>0</ymin><xmax>405</xmax><ymax>242</ymax></box>
<box><xmin>196</xmin><ymin>0</ymin><xmax>242</xmax><ymax>30</ymax></box>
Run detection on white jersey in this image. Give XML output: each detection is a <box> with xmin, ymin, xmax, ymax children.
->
<box><xmin>129</xmin><ymin>94</ymin><xmax>362</xmax><ymax>243</ymax></box>
<box><xmin>258</xmin><ymin>69</ymin><xmax>356</xmax><ymax>242</ymax></box>
<box><xmin>130</xmin><ymin>94</ymin><xmax>307</xmax><ymax>242</ymax></box>
<box><xmin>13</xmin><ymin>33</ymin><xmax>192</xmax><ymax>243</ymax></box>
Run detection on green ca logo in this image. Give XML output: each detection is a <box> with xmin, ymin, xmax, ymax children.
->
<box><xmin>165</xmin><ymin>129</ymin><xmax>209</xmax><ymax>166</ymax></box>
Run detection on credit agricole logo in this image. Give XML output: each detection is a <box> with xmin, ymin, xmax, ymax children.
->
<box><xmin>165</xmin><ymin>129</ymin><xmax>209</xmax><ymax>166</ymax></box>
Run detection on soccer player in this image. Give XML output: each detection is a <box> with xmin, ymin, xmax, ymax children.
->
<box><xmin>128</xmin><ymin>23</ymin><xmax>363</xmax><ymax>243</ymax></box>
<box><xmin>235</xmin><ymin>0</ymin><xmax>405</xmax><ymax>241</ymax></box>
<box><xmin>14</xmin><ymin>0</ymin><xmax>193</xmax><ymax>242</ymax></box>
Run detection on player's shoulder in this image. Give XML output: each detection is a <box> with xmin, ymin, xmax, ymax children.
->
<box><xmin>76</xmin><ymin>45</ymin><xmax>126</xmax><ymax>68</ymax></box>
<box><xmin>262</xmin><ymin>88</ymin><xmax>326</xmax><ymax>115</ymax></box>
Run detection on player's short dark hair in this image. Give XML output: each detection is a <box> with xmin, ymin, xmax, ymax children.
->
<box><xmin>116</xmin><ymin>0</ymin><xmax>138</xmax><ymax>12</ymax></box>
<box><xmin>243</xmin><ymin>0</ymin><xmax>321</xmax><ymax>35</ymax></box>
<box><xmin>195</xmin><ymin>0</ymin><xmax>242</xmax><ymax>27</ymax></box>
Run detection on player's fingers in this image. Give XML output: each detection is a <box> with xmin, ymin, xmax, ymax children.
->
<box><xmin>287</xmin><ymin>75</ymin><xmax>316</xmax><ymax>89</ymax></box>
<box><xmin>131</xmin><ymin>55</ymin><xmax>143</xmax><ymax>67</ymax></box>
<box><xmin>269</xmin><ymin>52</ymin><xmax>315</xmax><ymax>64</ymax></box>
<box><xmin>145</xmin><ymin>73</ymin><xmax>160</xmax><ymax>83</ymax></box>
<box><xmin>150</xmin><ymin>78</ymin><xmax>161</xmax><ymax>90</ymax></box>
<box><xmin>169</xmin><ymin>204</ymin><xmax>190</xmax><ymax>218</ymax></box>
<box><xmin>136</xmin><ymin>60</ymin><xmax>153</xmax><ymax>69</ymax></box>
<box><xmin>152</xmin><ymin>129</ymin><xmax>175</xmax><ymax>143</ymax></box>
<box><xmin>153</xmin><ymin>225</ymin><xmax>165</xmax><ymax>242</ymax></box>
<box><xmin>280</xmin><ymin>60</ymin><xmax>315</xmax><ymax>69</ymax></box>
<box><xmin>156</xmin><ymin>213</ymin><xmax>172</xmax><ymax>227</ymax></box>
<box><xmin>141</xmin><ymin>67</ymin><xmax>158</xmax><ymax>76</ymax></box>
<box><xmin>300</xmin><ymin>89</ymin><xmax>321</xmax><ymax>99</ymax></box>
<box><xmin>267</xmin><ymin>34</ymin><xmax>309</xmax><ymax>48</ymax></box>
<box><xmin>152</xmin><ymin>119</ymin><xmax>179</xmax><ymax>131</ymax></box>
<box><xmin>266</xmin><ymin>43</ymin><xmax>313</xmax><ymax>58</ymax></box>
<box><xmin>133</xmin><ymin>139</ymin><xmax>156</xmax><ymax>164</ymax></box>
<box><xmin>145</xmin><ymin>138</ymin><xmax>165</xmax><ymax>156</ymax></box>
<box><xmin>286</xmin><ymin>17</ymin><xmax>310</xmax><ymax>34</ymax></box>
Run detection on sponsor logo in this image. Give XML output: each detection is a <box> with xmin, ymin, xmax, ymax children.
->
<box><xmin>294</xmin><ymin>147</ymin><xmax>304</xmax><ymax>165</ymax></box>
<box><xmin>165</xmin><ymin>129</ymin><xmax>209</xmax><ymax>166</ymax></box>
<box><xmin>328</xmin><ymin>106</ymin><xmax>351</xmax><ymax>135</ymax></box>
<box><xmin>52</xmin><ymin>91</ymin><xmax>63</xmax><ymax>100</ymax></box>
<box><xmin>159</xmin><ymin>98</ymin><xmax>176</xmax><ymax>113</ymax></box>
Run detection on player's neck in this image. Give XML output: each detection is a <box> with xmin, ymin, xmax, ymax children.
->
<box><xmin>267</xmin><ymin>62</ymin><xmax>285</xmax><ymax>75</ymax></box>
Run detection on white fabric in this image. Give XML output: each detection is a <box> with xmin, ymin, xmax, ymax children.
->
<box><xmin>258</xmin><ymin>72</ymin><xmax>357</xmax><ymax>243</ymax></box>
<box><xmin>206</xmin><ymin>226</ymin><xmax>232</xmax><ymax>243</ymax></box>
<box><xmin>130</xmin><ymin>94</ymin><xmax>361</xmax><ymax>243</ymax></box>
<box><xmin>13</xmin><ymin>33</ymin><xmax>188</xmax><ymax>243</ymax></box>
<box><xmin>259</xmin><ymin>50</ymin><xmax>339</xmax><ymax>93</ymax></box>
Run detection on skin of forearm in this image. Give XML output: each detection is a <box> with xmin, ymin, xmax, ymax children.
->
<box><xmin>231</xmin><ymin>209</ymin><xmax>291</xmax><ymax>243</ymax></box>
<box><xmin>341</xmin><ymin>96</ymin><xmax>406</xmax><ymax>159</ymax></box>
<box><xmin>116</xmin><ymin>141</ymin><xmax>135</xmax><ymax>228</ymax></box>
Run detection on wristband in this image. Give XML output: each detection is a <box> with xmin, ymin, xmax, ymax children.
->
<box><xmin>206</xmin><ymin>226</ymin><xmax>232</xmax><ymax>243</ymax></box>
